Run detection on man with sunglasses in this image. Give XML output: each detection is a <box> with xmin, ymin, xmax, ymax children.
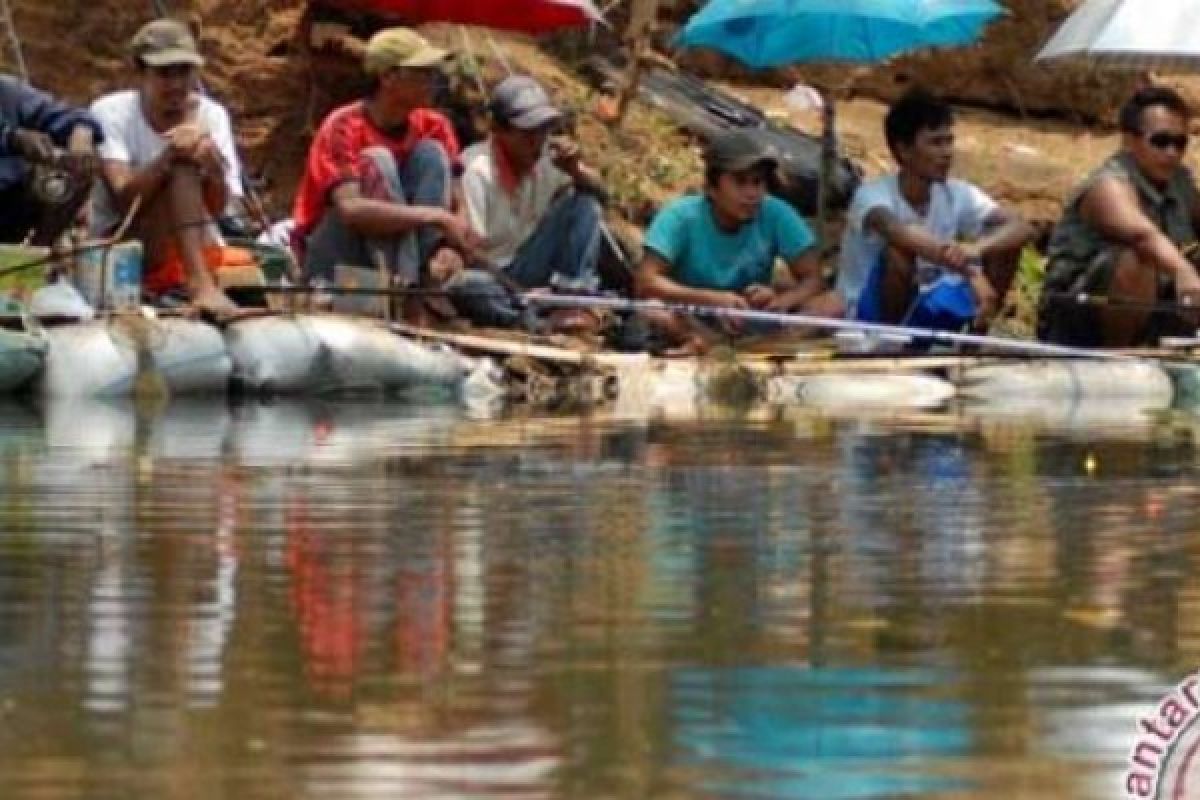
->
<box><xmin>91</xmin><ymin>18</ymin><xmax>246</xmax><ymax>316</ymax></box>
<box><xmin>447</xmin><ymin>75</ymin><xmax>607</xmax><ymax>332</ymax></box>
<box><xmin>294</xmin><ymin>27</ymin><xmax>479</xmax><ymax>321</ymax></box>
<box><xmin>1040</xmin><ymin>87</ymin><xmax>1200</xmax><ymax>347</ymax></box>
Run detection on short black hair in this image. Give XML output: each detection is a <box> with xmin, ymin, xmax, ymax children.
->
<box><xmin>884</xmin><ymin>88</ymin><xmax>954</xmax><ymax>158</ymax></box>
<box><xmin>1118</xmin><ymin>87</ymin><xmax>1190</xmax><ymax>134</ymax></box>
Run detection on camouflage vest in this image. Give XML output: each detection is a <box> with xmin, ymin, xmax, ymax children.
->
<box><xmin>1046</xmin><ymin>152</ymin><xmax>1198</xmax><ymax>267</ymax></box>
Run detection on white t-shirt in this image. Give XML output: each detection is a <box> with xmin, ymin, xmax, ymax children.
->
<box><xmin>461</xmin><ymin>139</ymin><xmax>572</xmax><ymax>267</ymax></box>
<box><xmin>89</xmin><ymin>89</ymin><xmax>243</xmax><ymax>237</ymax></box>
<box><xmin>836</xmin><ymin>174</ymin><xmax>999</xmax><ymax>313</ymax></box>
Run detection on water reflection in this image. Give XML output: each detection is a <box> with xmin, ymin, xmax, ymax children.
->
<box><xmin>673</xmin><ymin>667</ymin><xmax>970</xmax><ymax>799</ymax></box>
<box><xmin>0</xmin><ymin>398</ymin><xmax>1199</xmax><ymax>798</ymax></box>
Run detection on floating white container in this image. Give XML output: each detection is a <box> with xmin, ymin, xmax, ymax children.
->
<box><xmin>957</xmin><ymin>360</ymin><xmax>1173</xmax><ymax>404</ymax></box>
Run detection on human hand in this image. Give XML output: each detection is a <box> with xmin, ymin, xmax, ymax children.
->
<box><xmin>57</xmin><ymin>125</ymin><xmax>98</xmax><ymax>178</ymax></box>
<box><xmin>165</xmin><ymin>123</ymin><xmax>211</xmax><ymax>164</ymax></box>
<box><xmin>970</xmin><ymin>272</ymin><xmax>999</xmax><ymax>328</ymax></box>
<box><xmin>10</xmin><ymin>128</ymin><xmax>56</xmax><ymax>165</ymax></box>
<box><xmin>428</xmin><ymin>246</ymin><xmax>465</xmax><ymax>285</ymax></box>
<box><xmin>548</xmin><ymin>135</ymin><xmax>582</xmax><ymax>175</ymax></box>
<box><xmin>711</xmin><ymin>290</ymin><xmax>750</xmax><ymax>334</ymax></box>
<box><xmin>743</xmin><ymin>283</ymin><xmax>776</xmax><ymax>309</ymax></box>
<box><xmin>936</xmin><ymin>241</ymin><xmax>973</xmax><ymax>272</ymax></box>
<box><xmin>191</xmin><ymin>135</ymin><xmax>226</xmax><ymax>179</ymax></box>
<box><xmin>1176</xmin><ymin>269</ymin><xmax>1200</xmax><ymax>321</ymax></box>
<box><xmin>440</xmin><ymin>213</ymin><xmax>483</xmax><ymax>258</ymax></box>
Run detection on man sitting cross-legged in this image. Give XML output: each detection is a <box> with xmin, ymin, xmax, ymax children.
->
<box><xmin>636</xmin><ymin>130</ymin><xmax>842</xmax><ymax>354</ymax></box>
<box><xmin>837</xmin><ymin>89</ymin><xmax>1034</xmax><ymax>332</ymax></box>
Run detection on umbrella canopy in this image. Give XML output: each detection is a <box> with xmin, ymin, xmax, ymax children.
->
<box><xmin>674</xmin><ymin>0</ymin><xmax>1005</xmax><ymax>69</ymax></box>
<box><xmin>321</xmin><ymin>0</ymin><xmax>604</xmax><ymax>33</ymax></box>
<box><xmin>1035</xmin><ymin>0</ymin><xmax>1200</xmax><ymax>72</ymax></box>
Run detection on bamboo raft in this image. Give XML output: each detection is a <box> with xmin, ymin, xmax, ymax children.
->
<box><xmin>0</xmin><ymin>309</ymin><xmax>1196</xmax><ymax>423</ymax></box>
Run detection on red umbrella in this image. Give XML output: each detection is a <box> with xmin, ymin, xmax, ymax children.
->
<box><xmin>320</xmin><ymin>0</ymin><xmax>604</xmax><ymax>33</ymax></box>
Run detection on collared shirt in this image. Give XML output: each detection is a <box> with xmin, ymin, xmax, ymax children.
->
<box><xmin>1046</xmin><ymin>152</ymin><xmax>1199</xmax><ymax>266</ymax></box>
<box><xmin>293</xmin><ymin>101</ymin><xmax>461</xmax><ymax>238</ymax></box>
<box><xmin>0</xmin><ymin>75</ymin><xmax>103</xmax><ymax>193</ymax></box>
<box><xmin>460</xmin><ymin>137</ymin><xmax>571</xmax><ymax>267</ymax></box>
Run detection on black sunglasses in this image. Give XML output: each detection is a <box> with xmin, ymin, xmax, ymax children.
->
<box><xmin>1145</xmin><ymin>131</ymin><xmax>1189</xmax><ymax>152</ymax></box>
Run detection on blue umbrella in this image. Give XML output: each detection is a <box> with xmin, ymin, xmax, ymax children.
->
<box><xmin>675</xmin><ymin>0</ymin><xmax>1006</xmax><ymax>69</ymax></box>
<box><xmin>674</xmin><ymin>0</ymin><xmax>1006</xmax><ymax>238</ymax></box>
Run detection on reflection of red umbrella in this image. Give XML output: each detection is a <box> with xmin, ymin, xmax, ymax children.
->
<box><xmin>321</xmin><ymin>0</ymin><xmax>604</xmax><ymax>33</ymax></box>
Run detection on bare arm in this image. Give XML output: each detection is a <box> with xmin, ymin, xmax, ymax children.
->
<box><xmin>330</xmin><ymin>181</ymin><xmax>448</xmax><ymax>236</ymax></box>
<box><xmin>635</xmin><ymin>250</ymin><xmax>747</xmax><ymax>308</ymax></box>
<box><xmin>864</xmin><ymin>206</ymin><xmax>959</xmax><ymax>266</ymax></box>
<box><xmin>549</xmin><ymin>137</ymin><xmax>608</xmax><ymax>203</ymax></box>
<box><xmin>974</xmin><ymin>209</ymin><xmax>1036</xmax><ymax>257</ymax></box>
<box><xmin>100</xmin><ymin>151</ymin><xmax>174</xmax><ymax>211</ymax></box>
<box><xmin>1080</xmin><ymin>176</ymin><xmax>1199</xmax><ymax>286</ymax></box>
<box><xmin>772</xmin><ymin>248</ymin><xmax>826</xmax><ymax>310</ymax></box>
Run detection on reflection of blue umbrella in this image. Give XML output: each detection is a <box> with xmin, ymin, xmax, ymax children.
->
<box><xmin>675</xmin><ymin>0</ymin><xmax>1005</xmax><ymax>240</ymax></box>
<box><xmin>672</xmin><ymin>667</ymin><xmax>972</xmax><ymax>799</ymax></box>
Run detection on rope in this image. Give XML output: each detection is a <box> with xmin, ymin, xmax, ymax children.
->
<box><xmin>0</xmin><ymin>0</ymin><xmax>27</xmax><ymax>82</ymax></box>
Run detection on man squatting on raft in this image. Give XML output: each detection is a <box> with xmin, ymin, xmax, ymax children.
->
<box><xmin>450</xmin><ymin>74</ymin><xmax>609</xmax><ymax>334</ymax></box>
<box><xmin>1038</xmin><ymin>87</ymin><xmax>1200</xmax><ymax>348</ymax></box>
<box><xmin>837</xmin><ymin>89</ymin><xmax>1034</xmax><ymax>332</ymax></box>
<box><xmin>91</xmin><ymin>18</ymin><xmax>247</xmax><ymax>316</ymax></box>
<box><xmin>292</xmin><ymin>27</ymin><xmax>480</xmax><ymax>323</ymax></box>
<box><xmin>636</xmin><ymin>129</ymin><xmax>843</xmax><ymax>354</ymax></box>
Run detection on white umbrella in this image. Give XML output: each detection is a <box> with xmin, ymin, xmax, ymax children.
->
<box><xmin>1036</xmin><ymin>0</ymin><xmax>1200</xmax><ymax>71</ymax></box>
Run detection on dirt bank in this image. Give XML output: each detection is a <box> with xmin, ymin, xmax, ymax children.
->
<box><xmin>0</xmin><ymin>0</ymin><xmax>1189</xmax><ymax>236</ymax></box>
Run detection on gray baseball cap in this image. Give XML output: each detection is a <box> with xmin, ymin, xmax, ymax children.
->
<box><xmin>489</xmin><ymin>75</ymin><xmax>563</xmax><ymax>130</ymax></box>
<box><xmin>704</xmin><ymin>130</ymin><xmax>780</xmax><ymax>173</ymax></box>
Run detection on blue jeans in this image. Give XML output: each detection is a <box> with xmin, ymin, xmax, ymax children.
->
<box><xmin>303</xmin><ymin>141</ymin><xmax>451</xmax><ymax>286</ymax></box>
<box><xmin>447</xmin><ymin>191</ymin><xmax>603</xmax><ymax>326</ymax></box>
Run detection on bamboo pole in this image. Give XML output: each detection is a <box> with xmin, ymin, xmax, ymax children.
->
<box><xmin>612</xmin><ymin>0</ymin><xmax>659</xmax><ymax>128</ymax></box>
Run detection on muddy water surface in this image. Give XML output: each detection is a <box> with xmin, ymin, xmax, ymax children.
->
<box><xmin>0</xmin><ymin>398</ymin><xmax>1196</xmax><ymax>799</ymax></box>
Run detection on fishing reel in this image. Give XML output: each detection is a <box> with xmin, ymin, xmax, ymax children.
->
<box><xmin>30</xmin><ymin>164</ymin><xmax>77</xmax><ymax>206</ymax></box>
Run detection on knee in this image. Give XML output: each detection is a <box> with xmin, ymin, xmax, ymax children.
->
<box><xmin>359</xmin><ymin>146</ymin><xmax>400</xmax><ymax>176</ymax></box>
<box><xmin>559</xmin><ymin>191</ymin><xmax>603</xmax><ymax>228</ymax></box>
<box><xmin>407</xmin><ymin>139</ymin><xmax>451</xmax><ymax>174</ymax></box>
<box><xmin>1110</xmin><ymin>248</ymin><xmax>1155</xmax><ymax>291</ymax></box>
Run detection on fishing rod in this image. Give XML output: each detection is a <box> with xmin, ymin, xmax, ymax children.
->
<box><xmin>1043</xmin><ymin>290</ymin><xmax>1200</xmax><ymax>316</ymax></box>
<box><xmin>0</xmin><ymin>208</ymin><xmax>273</xmax><ymax>281</ymax></box>
<box><xmin>522</xmin><ymin>293</ymin><xmax>1143</xmax><ymax>362</ymax></box>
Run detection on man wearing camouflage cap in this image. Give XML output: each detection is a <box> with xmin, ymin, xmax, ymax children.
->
<box><xmin>636</xmin><ymin>129</ymin><xmax>842</xmax><ymax>353</ymax></box>
<box><xmin>91</xmin><ymin>18</ymin><xmax>246</xmax><ymax>316</ymax></box>
<box><xmin>293</xmin><ymin>27</ymin><xmax>479</xmax><ymax>319</ymax></box>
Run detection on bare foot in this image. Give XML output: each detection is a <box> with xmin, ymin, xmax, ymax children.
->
<box><xmin>664</xmin><ymin>335</ymin><xmax>711</xmax><ymax>357</ymax></box>
<box><xmin>192</xmin><ymin>287</ymin><xmax>240</xmax><ymax>320</ymax></box>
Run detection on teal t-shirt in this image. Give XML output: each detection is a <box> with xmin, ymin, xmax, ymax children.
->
<box><xmin>643</xmin><ymin>194</ymin><xmax>815</xmax><ymax>291</ymax></box>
